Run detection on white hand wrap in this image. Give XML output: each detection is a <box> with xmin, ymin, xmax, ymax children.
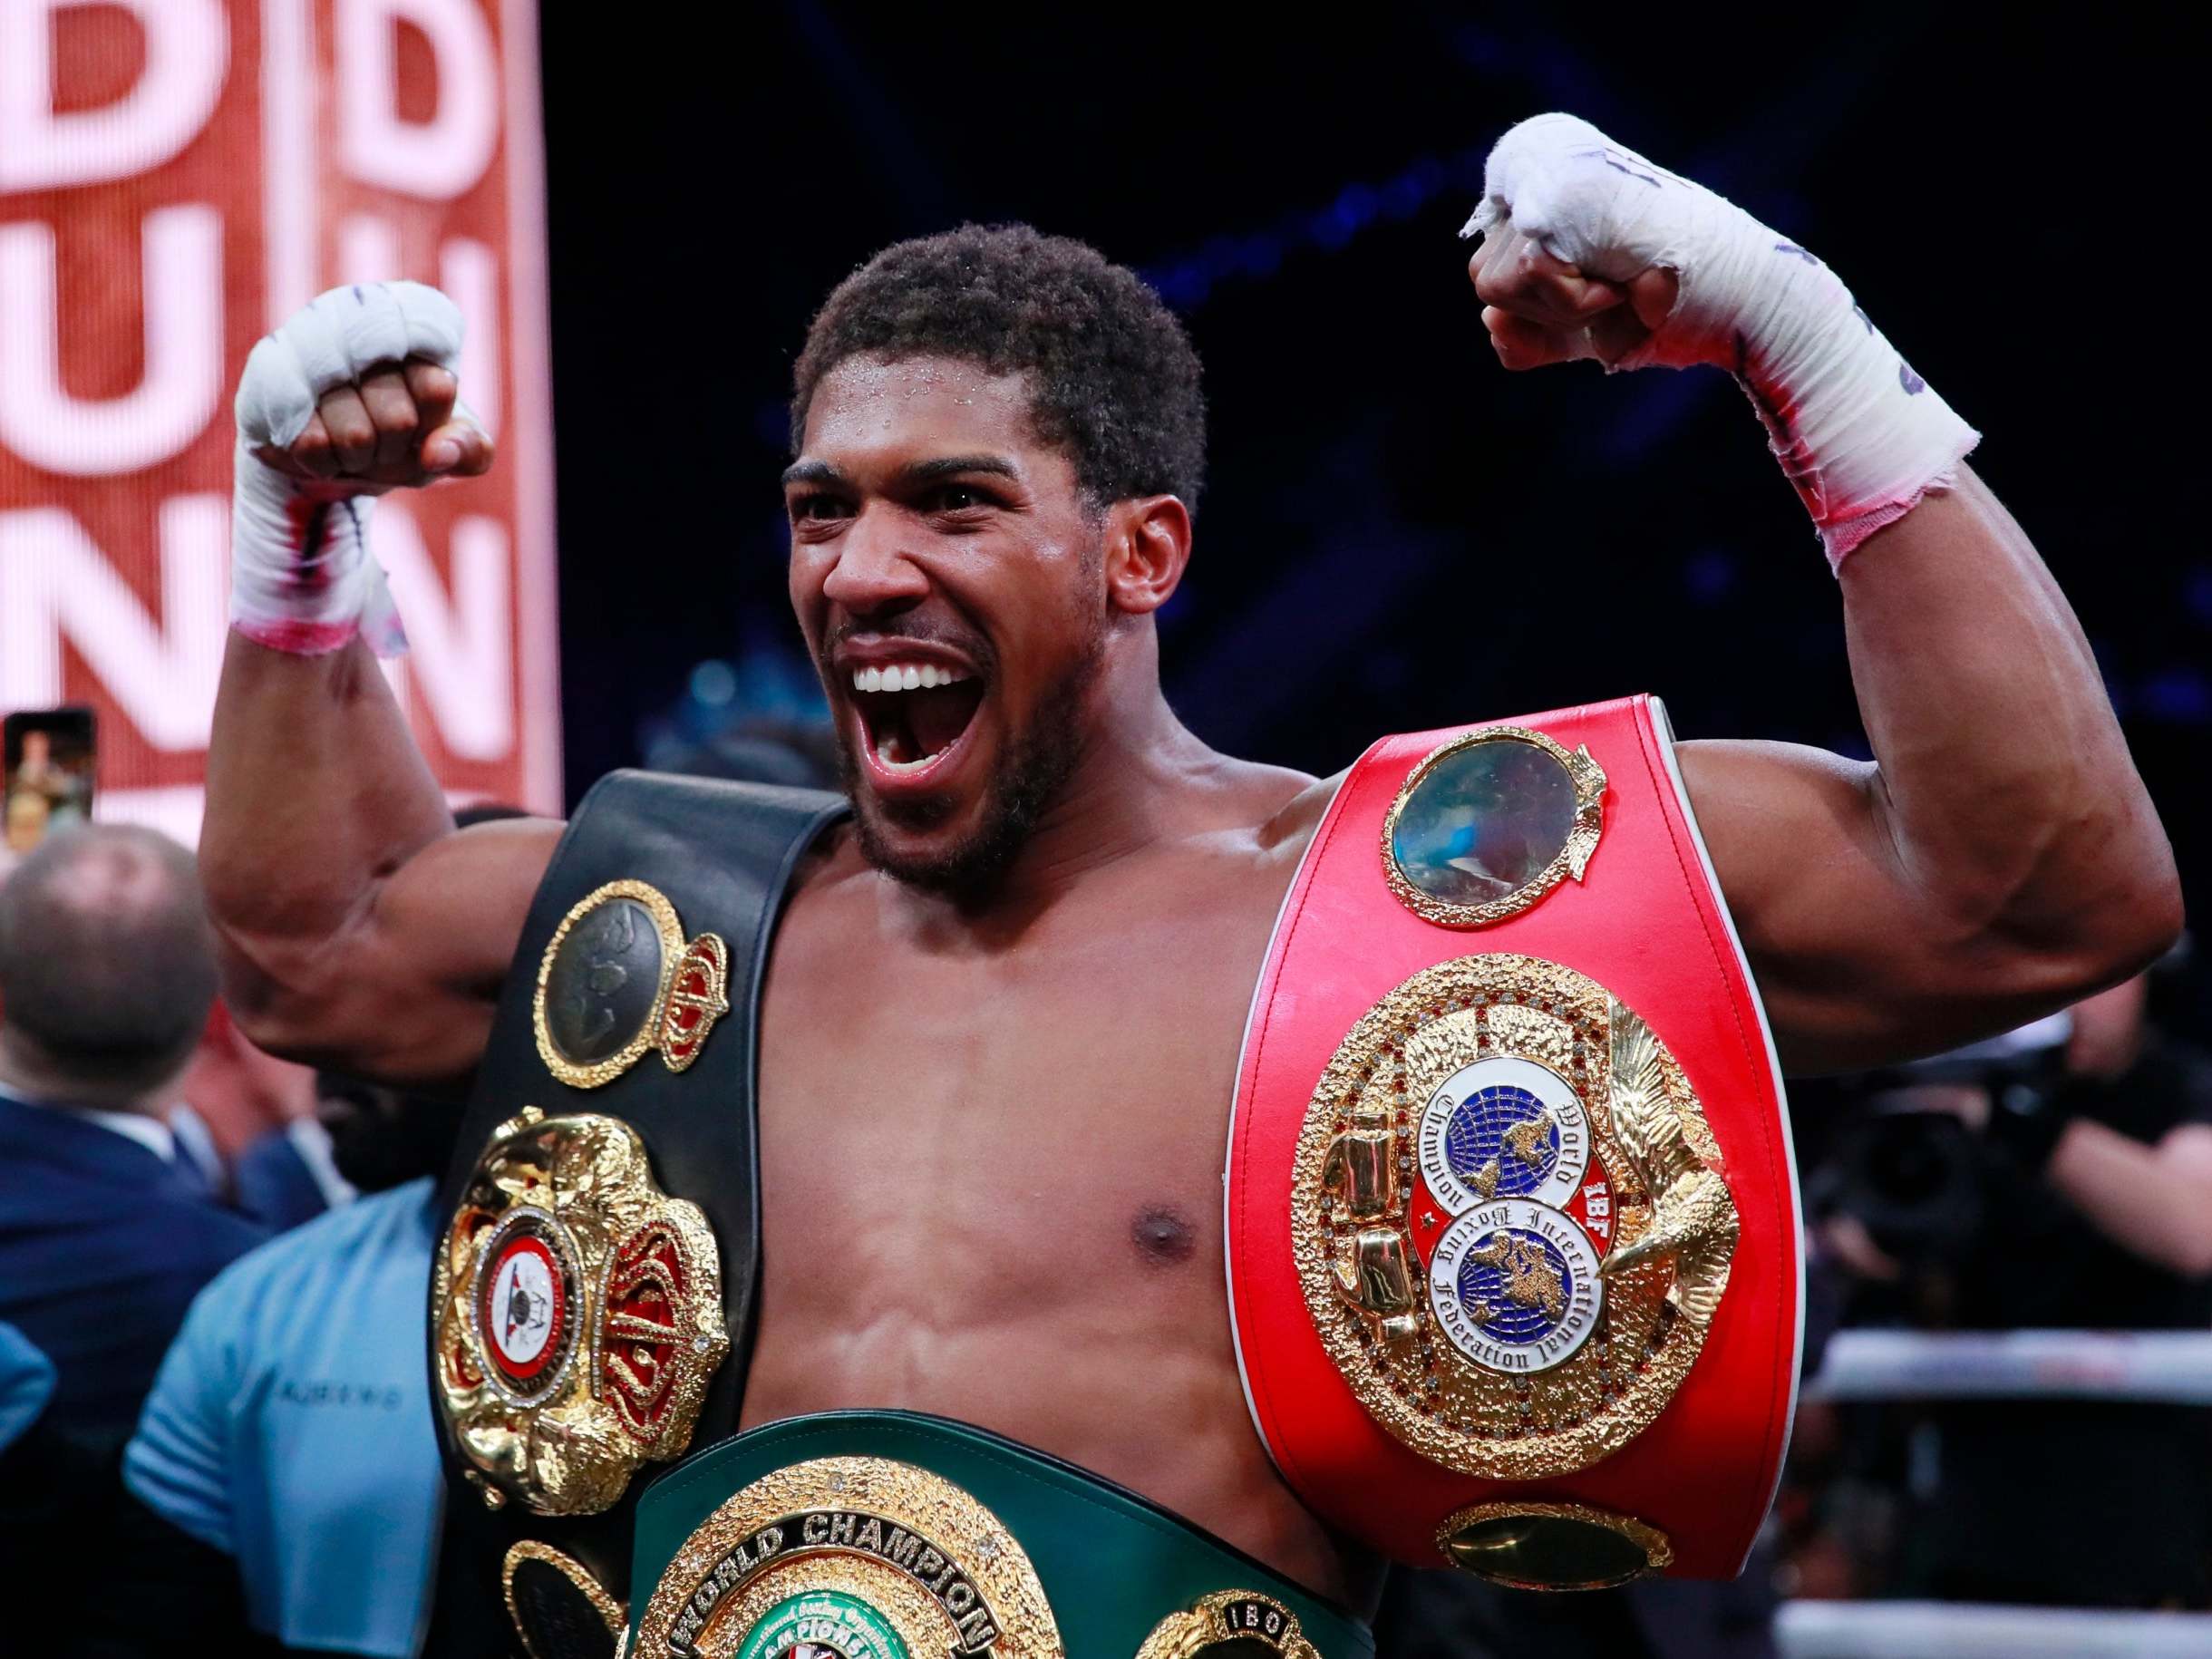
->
<box><xmin>228</xmin><ymin>281</ymin><xmax>464</xmax><ymax>655</ymax></box>
<box><xmin>1467</xmin><ymin>113</ymin><xmax>1980</xmax><ymax>567</ymax></box>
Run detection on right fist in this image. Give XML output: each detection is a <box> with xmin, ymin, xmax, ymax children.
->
<box><xmin>235</xmin><ymin>281</ymin><xmax>492</xmax><ymax>494</ymax></box>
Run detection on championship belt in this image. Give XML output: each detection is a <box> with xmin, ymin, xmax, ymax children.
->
<box><xmin>625</xmin><ymin>1411</ymin><xmax>1374</xmax><ymax>1659</ymax></box>
<box><xmin>1226</xmin><ymin>697</ymin><xmax>1801</xmax><ymax>1586</ymax></box>
<box><xmin>431</xmin><ymin>771</ymin><xmax>847</xmax><ymax>1656</ymax></box>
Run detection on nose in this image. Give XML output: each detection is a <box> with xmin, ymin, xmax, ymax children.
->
<box><xmin>820</xmin><ymin>504</ymin><xmax>931</xmax><ymax>617</ymax></box>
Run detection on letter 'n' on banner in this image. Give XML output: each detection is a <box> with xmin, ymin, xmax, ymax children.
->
<box><xmin>0</xmin><ymin>0</ymin><xmax>561</xmax><ymax>843</ymax></box>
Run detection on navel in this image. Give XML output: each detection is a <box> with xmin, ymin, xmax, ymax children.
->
<box><xmin>1130</xmin><ymin>1204</ymin><xmax>1197</xmax><ymax>1266</ymax></box>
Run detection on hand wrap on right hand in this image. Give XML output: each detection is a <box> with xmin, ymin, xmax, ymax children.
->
<box><xmin>228</xmin><ymin>281</ymin><xmax>465</xmax><ymax>655</ymax></box>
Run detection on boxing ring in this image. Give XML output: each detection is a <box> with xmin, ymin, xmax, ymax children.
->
<box><xmin>1773</xmin><ymin>1328</ymin><xmax>2212</xmax><ymax>1657</ymax></box>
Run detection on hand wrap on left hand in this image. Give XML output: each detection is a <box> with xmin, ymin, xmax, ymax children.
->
<box><xmin>1468</xmin><ymin>113</ymin><xmax>1980</xmax><ymax>566</ymax></box>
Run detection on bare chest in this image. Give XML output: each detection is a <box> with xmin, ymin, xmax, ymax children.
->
<box><xmin>736</xmin><ymin>821</ymin><xmax>1362</xmax><ymax>1594</ymax></box>
<box><xmin>755</xmin><ymin>868</ymin><xmax>1282</xmax><ymax>1285</ymax></box>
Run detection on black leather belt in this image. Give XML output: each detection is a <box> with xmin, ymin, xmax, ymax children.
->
<box><xmin>429</xmin><ymin>770</ymin><xmax>844</xmax><ymax>1655</ymax></box>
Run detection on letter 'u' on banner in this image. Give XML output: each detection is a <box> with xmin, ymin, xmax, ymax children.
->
<box><xmin>0</xmin><ymin>0</ymin><xmax>561</xmax><ymax>844</ymax></box>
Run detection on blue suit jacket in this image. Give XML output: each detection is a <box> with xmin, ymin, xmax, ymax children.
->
<box><xmin>233</xmin><ymin>1126</ymin><xmax>337</xmax><ymax>1233</ymax></box>
<box><xmin>0</xmin><ymin>1091</ymin><xmax>267</xmax><ymax>1450</ymax></box>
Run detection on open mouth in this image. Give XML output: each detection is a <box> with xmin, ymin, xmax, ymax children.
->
<box><xmin>849</xmin><ymin>662</ymin><xmax>986</xmax><ymax>780</ymax></box>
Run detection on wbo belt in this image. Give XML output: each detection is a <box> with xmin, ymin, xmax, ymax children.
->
<box><xmin>621</xmin><ymin>1411</ymin><xmax>1374</xmax><ymax>1659</ymax></box>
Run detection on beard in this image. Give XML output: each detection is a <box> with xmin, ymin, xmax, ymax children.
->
<box><xmin>839</xmin><ymin>626</ymin><xmax>1104</xmax><ymax>899</ymax></box>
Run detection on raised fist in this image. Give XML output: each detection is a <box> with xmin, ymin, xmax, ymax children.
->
<box><xmin>1462</xmin><ymin>114</ymin><xmax>1978</xmax><ymax>563</ymax></box>
<box><xmin>235</xmin><ymin>281</ymin><xmax>492</xmax><ymax>495</ymax></box>
<box><xmin>1463</xmin><ymin>113</ymin><xmax>1788</xmax><ymax>375</ymax></box>
<box><xmin>1469</xmin><ymin>218</ymin><xmax>1681</xmax><ymax>373</ymax></box>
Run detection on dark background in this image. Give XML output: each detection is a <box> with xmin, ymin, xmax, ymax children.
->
<box><xmin>537</xmin><ymin>7</ymin><xmax>2200</xmax><ymax>991</ymax></box>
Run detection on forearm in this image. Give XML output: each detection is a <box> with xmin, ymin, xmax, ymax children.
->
<box><xmin>1468</xmin><ymin>114</ymin><xmax>2181</xmax><ymax>1065</ymax></box>
<box><xmin>1839</xmin><ymin>471</ymin><xmax>2178</xmax><ymax>971</ymax></box>
<box><xmin>201</xmin><ymin>630</ymin><xmax>452</xmax><ymax>1018</ymax></box>
<box><xmin>2048</xmin><ymin>1121</ymin><xmax>2212</xmax><ymax>1278</ymax></box>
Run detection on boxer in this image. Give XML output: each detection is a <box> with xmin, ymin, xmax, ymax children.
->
<box><xmin>202</xmin><ymin>116</ymin><xmax>2177</xmax><ymax>1655</ymax></box>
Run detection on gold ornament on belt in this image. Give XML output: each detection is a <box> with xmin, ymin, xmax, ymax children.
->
<box><xmin>433</xmin><ymin>1107</ymin><xmax>729</xmax><ymax>1514</ymax></box>
<box><xmin>1438</xmin><ymin>1499</ymin><xmax>1674</xmax><ymax>1591</ymax></box>
<box><xmin>1135</xmin><ymin>1590</ymin><xmax>1320</xmax><ymax>1658</ymax></box>
<box><xmin>503</xmin><ymin>1540</ymin><xmax>627</xmax><ymax>1659</ymax></box>
<box><xmin>633</xmin><ymin>1456</ymin><xmax>1062</xmax><ymax>1659</ymax></box>
<box><xmin>535</xmin><ymin>879</ymin><xmax>732</xmax><ymax>1089</ymax></box>
<box><xmin>1381</xmin><ymin>725</ymin><xmax>1607</xmax><ymax>929</ymax></box>
<box><xmin>1295</xmin><ymin>953</ymin><xmax>1738</xmax><ymax>1481</ymax></box>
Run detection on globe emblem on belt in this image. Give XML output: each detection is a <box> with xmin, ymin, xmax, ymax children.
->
<box><xmin>1418</xmin><ymin>1056</ymin><xmax>1590</xmax><ymax>1213</ymax></box>
<box><xmin>1429</xmin><ymin>1200</ymin><xmax>1604</xmax><ymax>1373</ymax></box>
<box><xmin>1455</xmin><ymin>1226</ymin><xmax>1575</xmax><ymax>1346</ymax></box>
<box><xmin>1448</xmin><ymin>1084</ymin><xmax>1561</xmax><ymax>1197</ymax></box>
<box><xmin>1416</xmin><ymin>1055</ymin><xmax>1603</xmax><ymax>1375</ymax></box>
<box><xmin>738</xmin><ymin>1593</ymin><xmax>909</xmax><ymax>1659</ymax></box>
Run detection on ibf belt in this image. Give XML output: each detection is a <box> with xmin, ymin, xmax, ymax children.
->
<box><xmin>1226</xmin><ymin>697</ymin><xmax>1801</xmax><ymax>1586</ymax></box>
<box><xmin>626</xmin><ymin>1412</ymin><xmax>1373</xmax><ymax>1659</ymax></box>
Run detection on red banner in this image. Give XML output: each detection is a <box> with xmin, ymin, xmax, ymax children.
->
<box><xmin>0</xmin><ymin>0</ymin><xmax>560</xmax><ymax>843</ymax></box>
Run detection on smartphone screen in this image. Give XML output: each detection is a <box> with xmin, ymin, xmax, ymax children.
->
<box><xmin>4</xmin><ymin>707</ymin><xmax>97</xmax><ymax>856</ymax></box>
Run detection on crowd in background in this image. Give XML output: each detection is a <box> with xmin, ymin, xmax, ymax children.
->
<box><xmin>1</xmin><ymin>723</ymin><xmax>2207</xmax><ymax>1656</ymax></box>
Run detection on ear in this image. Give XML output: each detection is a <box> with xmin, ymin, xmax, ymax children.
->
<box><xmin>1101</xmin><ymin>495</ymin><xmax>1192</xmax><ymax>617</ymax></box>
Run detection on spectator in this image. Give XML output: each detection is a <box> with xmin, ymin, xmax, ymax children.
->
<box><xmin>1804</xmin><ymin>969</ymin><xmax>2212</xmax><ymax>1608</ymax></box>
<box><xmin>0</xmin><ymin>1321</ymin><xmax>53</xmax><ymax>1456</ymax></box>
<box><xmin>228</xmin><ymin>1068</ymin><xmax>360</xmax><ymax>1231</ymax></box>
<box><xmin>0</xmin><ymin>1317</ymin><xmax>119</xmax><ymax>1628</ymax></box>
<box><xmin>114</xmin><ymin>1072</ymin><xmax>470</xmax><ymax>1656</ymax></box>
<box><xmin>1913</xmin><ymin>973</ymin><xmax>2212</xmax><ymax>1607</ymax></box>
<box><xmin>0</xmin><ymin>825</ymin><xmax>266</xmax><ymax>1455</ymax></box>
<box><xmin>179</xmin><ymin>996</ymin><xmax>324</xmax><ymax>1206</ymax></box>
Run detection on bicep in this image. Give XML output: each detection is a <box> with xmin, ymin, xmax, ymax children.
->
<box><xmin>229</xmin><ymin>816</ymin><xmax>562</xmax><ymax>1091</ymax></box>
<box><xmin>1678</xmin><ymin>739</ymin><xmax>2100</xmax><ymax>1072</ymax></box>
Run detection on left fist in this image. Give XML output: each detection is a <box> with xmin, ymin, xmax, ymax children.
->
<box><xmin>1463</xmin><ymin>113</ymin><xmax>1791</xmax><ymax>375</ymax></box>
<box><xmin>1470</xmin><ymin>219</ymin><xmax>1678</xmax><ymax>372</ymax></box>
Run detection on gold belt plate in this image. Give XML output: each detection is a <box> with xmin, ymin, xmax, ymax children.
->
<box><xmin>1294</xmin><ymin>953</ymin><xmax>1739</xmax><ymax>1480</ymax></box>
<box><xmin>433</xmin><ymin>1106</ymin><xmax>729</xmax><ymax>1514</ymax></box>
<box><xmin>633</xmin><ymin>1456</ymin><xmax>1062</xmax><ymax>1659</ymax></box>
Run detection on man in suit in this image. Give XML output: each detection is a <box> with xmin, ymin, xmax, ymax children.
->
<box><xmin>0</xmin><ymin>825</ymin><xmax>267</xmax><ymax>1455</ymax></box>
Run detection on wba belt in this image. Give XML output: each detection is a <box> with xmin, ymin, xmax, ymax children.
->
<box><xmin>429</xmin><ymin>771</ymin><xmax>845</xmax><ymax>1652</ymax></box>
<box><xmin>1226</xmin><ymin>697</ymin><xmax>1802</xmax><ymax>1586</ymax></box>
<box><xmin>625</xmin><ymin>1411</ymin><xmax>1374</xmax><ymax>1659</ymax></box>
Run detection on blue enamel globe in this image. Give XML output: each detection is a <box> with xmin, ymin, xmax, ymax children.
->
<box><xmin>1443</xmin><ymin>1083</ymin><xmax>1561</xmax><ymax>1198</ymax></box>
<box><xmin>1455</xmin><ymin>1227</ymin><xmax>1576</xmax><ymax>1348</ymax></box>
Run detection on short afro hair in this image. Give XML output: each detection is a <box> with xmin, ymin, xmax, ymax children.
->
<box><xmin>791</xmin><ymin>224</ymin><xmax>1207</xmax><ymax>513</ymax></box>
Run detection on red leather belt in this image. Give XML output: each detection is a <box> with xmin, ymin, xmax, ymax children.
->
<box><xmin>1226</xmin><ymin>695</ymin><xmax>1800</xmax><ymax>1586</ymax></box>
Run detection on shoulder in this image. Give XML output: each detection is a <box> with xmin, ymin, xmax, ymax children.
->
<box><xmin>187</xmin><ymin>1179</ymin><xmax>432</xmax><ymax>1331</ymax></box>
<box><xmin>1257</xmin><ymin>766</ymin><xmax>1345</xmax><ymax>855</ymax></box>
<box><xmin>138</xmin><ymin>1186</ymin><xmax>269</xmax><ymax>1270</ymax></box>
<box><xmin>788</xmin><ymin>816</ymin><xmax>864</xmax><ymax>895</ymax></box>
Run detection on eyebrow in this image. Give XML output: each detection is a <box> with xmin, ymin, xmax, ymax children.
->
<box><xmin>779</xmin><ymin>454</ymin><xmax>1023</xmax><ymax>490</ymax></box>
<box><xmin>780</xmin><ymin>459</ymin><xmax>844</xmax><ymax>488</ymax></box>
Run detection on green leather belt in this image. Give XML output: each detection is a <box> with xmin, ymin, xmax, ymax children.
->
<box><xmin>625</xmin><ymin>1411</ymin><xmax>1373</xmax><ymax>1659</ymax></box>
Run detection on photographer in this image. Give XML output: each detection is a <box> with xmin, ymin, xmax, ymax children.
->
<box><xmin>1813</xmin><ymin>968</ymin><xmax>2212</xmax><ymax>1607</ymax></box>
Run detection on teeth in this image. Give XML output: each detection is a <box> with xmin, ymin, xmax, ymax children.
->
<box><xmin>849</xmin><ymin>662</ymin><xmax>970</xmax><ymax>694</ymax></box>
<box><xmin>876</xmin><ymin>732</ymin><xmax>938</xmax><ymax>773</ymax></box>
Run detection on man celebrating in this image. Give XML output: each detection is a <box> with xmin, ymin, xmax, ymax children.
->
<box><xmin>202</xmin><ymin>115</ymin><xmax>2177</xmax><ymax>1656</ymax></box>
